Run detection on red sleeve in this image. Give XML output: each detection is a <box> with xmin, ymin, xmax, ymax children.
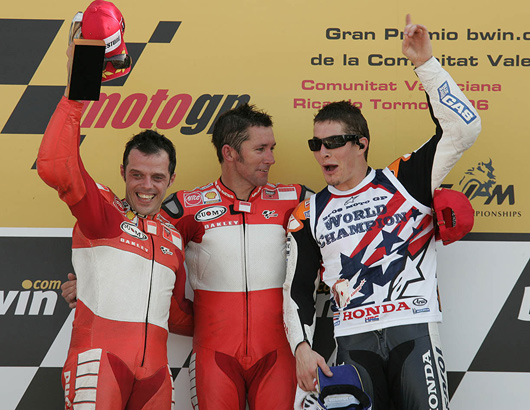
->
<box><xmin>37</xmin><ymin>96</ymin><xmax>86</xmax><ymax>205</ymax></box>
<box><xmin>168</xmin><ymin>295</ymin><xmax>194</xmax><ymax>336</ymax></box>
<box><xmin>169</xmin><ymin>257</ymin><xmax>194</xmax><ymax>336</ymax></box>
<box><xmin>37</xmin><ymin>96</ymin><xmax>122</xmax><ymax>239</ymax></box>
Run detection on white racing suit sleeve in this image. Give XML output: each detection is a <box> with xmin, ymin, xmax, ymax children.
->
<box><xmin>283</xmin><ymin>199</ymin><xmax>322</xmax><ymax>354</ymax></box>
<box><xmin>414</xmin><ymin>56</ymin><xmax>482</xmax><ymax>191</ymax></box>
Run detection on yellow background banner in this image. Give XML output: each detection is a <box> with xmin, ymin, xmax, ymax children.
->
<box><xmin>1</xmin><ymin>0</ymin><xmax>528</xmax><ymax>232</ymax></box>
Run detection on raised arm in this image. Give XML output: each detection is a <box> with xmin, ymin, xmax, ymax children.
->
<box><xmin>37</xmin><ymin>44</ymin><xmax>123</xmax><ymax>239</ymax></box>
<box><xmin>387</xmin><ymin>14</ymin><xmax>482</xmax><ymax>203</ymax></box>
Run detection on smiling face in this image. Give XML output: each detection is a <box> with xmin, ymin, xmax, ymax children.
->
<box><xmin>120</xmin><ymin>148</ymin><xmax>175</xmax><ymax>216</ymax></box>
<box><xmin>313</xmin><ymin>120</ymin><xmax>368</xmax><ymax>191</ymax></box>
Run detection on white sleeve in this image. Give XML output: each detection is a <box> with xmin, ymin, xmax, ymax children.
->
<box><xmin>415</xmin><ymin>57</ymin><xmax>482</xmax><ymax>191</ymax></box>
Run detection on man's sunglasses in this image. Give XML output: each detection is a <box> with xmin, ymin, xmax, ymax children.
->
<box><xmin>308</xmin><ymin>134</ymin><xmax>364</xmax><ymax>151</ymax></box>
<box><xmin>103</xmin><ymin>54</ymin><xmax>132</xmax><ymax>70</ymax></box>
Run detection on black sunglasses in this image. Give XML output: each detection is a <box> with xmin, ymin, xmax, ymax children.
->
<box><xmin>103</xmin><ymin>54</ymin><xmax>132</xmax><ymax>70</ymax></box>
<box><xmin>308</xmin><ymin>134</ymin><xmax>364</xmax><ymax>151</ymax></box>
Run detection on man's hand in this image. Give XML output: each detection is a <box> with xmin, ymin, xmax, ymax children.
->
<box><xmin>295</xmin><ymin>341</ymin><xmax>333</xmax><ymax>391</ymax></box>
<box><xmin>402</xmin><ymin>14</ymin><xmax>432</xmax><ymax>67</ymax></box>
<box><xmin>61</xmin><ymin>273</ymin><xmax>77</xmax><ymax>309</ymax></box>
<box><xmin>64</xmin><ymin>43</ymin><xmax>75</xmax><ymax>97</ymax></box>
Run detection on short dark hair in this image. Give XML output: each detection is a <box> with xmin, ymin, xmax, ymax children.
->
<box><xmin>314</xmin><ymin>101</ymin><xmax>371</xmax><ymax>159</ymax></box>
<box><xmin>123</xmin><ymin>130</ymin><xmax>176</xmax><ymax>175</ymax></box>
<box><xmin>211</xmin><ymin>104</ymin><xmax>273</xmax><ymax>163</ymax></box>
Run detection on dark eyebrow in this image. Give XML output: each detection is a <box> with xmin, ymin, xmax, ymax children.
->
<box><xmin>257</xmin><ymin>142</ymin><xmax>276</xmax><ymax>148</ymax></box>
<box><xmin>128</xmin><ymin>169</ymin><xmax>167</xmax><ymax>178</ymax></box>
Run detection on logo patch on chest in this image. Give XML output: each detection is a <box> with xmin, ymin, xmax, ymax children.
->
<box><xmin>160</xmin><ymin>246</ymin><xmax>173</xmax><ymax>255</ymax></box>
<box><xmin>262</xmin><ymin>210</ymin><xmax>278</xmax><ymax>219</ymax></box>
<box><xmin>120</xmin><ymin>221</ymin><xmax>148</xmax><ymax>240</ymax></box>
<box><xmin>184</xmin><ymin>192</ymin><xmax>204</xmax><ymax>207</ymax></box>
<box><xmin>194</xmin><ymin>206</ymin><xmax>227</xmax><ymax>222</ymax></box>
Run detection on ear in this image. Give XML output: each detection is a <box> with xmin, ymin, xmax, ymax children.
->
<box><xmin>120</xmin><ymin>164</ymin><xmax>126</xmax><ymax>181</ymax></box>
<box><xmin>358</xmin><ymin>137</ymin><xmax>369</xmax><ymax>152</ymax></box>
<box><xmin>221</xmin><ymin>144</ymin><xmax>237</xmax><ymax>163</ymax></box>
<box><xmin>168</xmin><ymin>173</ymin><xmax>176</xmax><ymax>188</ymax></box>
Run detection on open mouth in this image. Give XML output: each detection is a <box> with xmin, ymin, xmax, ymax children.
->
<box><xmin>323</xmin><ymin>165</ymin><xmax>338</xmax><ymax>172</ymax></box>
<box><xmin>137</xmin><ymin>193</ymin><xmax>155</xmax><ymax>200</ymax></box>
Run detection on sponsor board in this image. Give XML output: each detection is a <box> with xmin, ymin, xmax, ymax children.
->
<box><xmin>442</xmin><ymin>157</ymin><xmax>525</xmax><ymax>232</ymax></box>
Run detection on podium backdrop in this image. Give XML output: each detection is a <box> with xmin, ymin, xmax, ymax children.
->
<box><xmin>1</xmin><ymin>1</ymin><xmax>529</xmax><ymax>409</ymax></box>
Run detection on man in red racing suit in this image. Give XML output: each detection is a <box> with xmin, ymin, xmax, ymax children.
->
<box><xmin>60</xmin><ymin>104</ymin><xmax>311</xmax><ymax>409</ymax></box>
<box><xmin>162</xmin><ymin>104</ymin><xmax>311</xmax><ymax>410</ymax></box>
<box><xmin>164</xmin><ymin>179</ymin><xmax>307</xmax><ymax>410</ymax></box>
<box><xmin>38</xmin><ymin>91</ymin><xmax>193</xmax><ymax>408</ymax></box>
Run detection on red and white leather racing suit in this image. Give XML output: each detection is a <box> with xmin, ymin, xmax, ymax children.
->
<box><xmin>163</xmin><ymin>180</ymin><xmax>310</xmax><ymax>410</ymax></box>
<box><xmin>37</xmin><ymin>96</ymin><xmax>193</xmax><ymax>410</ymax></box>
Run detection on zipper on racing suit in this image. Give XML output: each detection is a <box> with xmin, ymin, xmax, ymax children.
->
<box><xmin>242</xmin><ymin>211</ymin><xmax>250</xmax><ymax>357</ymax></box>
<box><xmin>231</xmin><ymin>202</ymin><xmax>251</xmax><ymax>358</ymax></box>
<box><xmin>140</xmin><ymin>218</ymin><xmax>156</xmax><ymax>367</ymax></box>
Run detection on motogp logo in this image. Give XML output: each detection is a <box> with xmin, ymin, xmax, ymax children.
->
<box><xmin>160</xmin><ymin>246</ymin><xmax>173</xmax><ymax>255</ymax></box>
<box><xmin>262</xmin><ymin>210</ymin><xmax>278</xmax><ymax>219</ymax></box>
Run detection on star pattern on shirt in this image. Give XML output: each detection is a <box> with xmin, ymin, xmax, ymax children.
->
<box><xmin>337</xmin><ymin>226</ymin><xmax>433</xmax><ymax>309</ymax></box>
<box><xmin>376</xmin><ymin>227</ymin><xmax>405</xmax><ymax>254</ymax></box>
<box><xmin>410</xmin><ymin>207</ymin><xmax>422</xmax><ymax>221</ymax></box>
<box><xmin>389</xmin><ymin>248</ymin><xmax>428</xmax><ymax>300</ymax></box>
